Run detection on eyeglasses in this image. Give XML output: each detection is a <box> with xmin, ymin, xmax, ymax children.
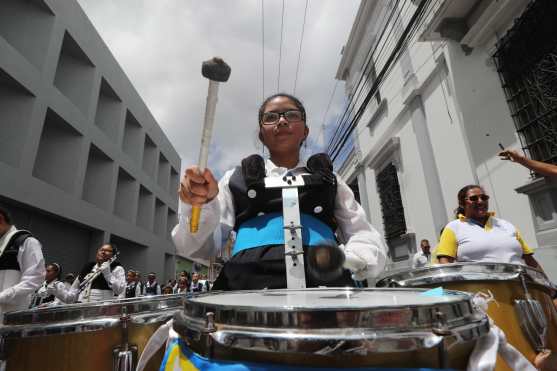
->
<box><xmin>465</xmin><ymin>194</ymin><xmax>490</xmax><ymax>202</ymax></box>
<box><xmin>261</xmin><ymin>110</ymin><xmax>304</xmax><ymax>125</ymax></box>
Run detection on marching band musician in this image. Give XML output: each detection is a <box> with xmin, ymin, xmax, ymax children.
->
<box><xmin>173</xmin><ymin>93</ymin><xmax>387</xmax><ymax>290</ymax></box>
<box><xmin>50</xmin><ymin>243</ymin><xmax>125</xmax><ymax>303</ymax></box>
<box><xmin>29</xmin><ymin>262</ymin><xmax>66</xmax><ymax>308</ymax></box>
<box><xmin>0</xmin><ymin>206</ymin><xmax>45</xmax><ymax>320</ymax></box>
<box><xmin>125</xmin><ymin>270</ymin><xmax>141</xmax><ymax>298</ymax></box>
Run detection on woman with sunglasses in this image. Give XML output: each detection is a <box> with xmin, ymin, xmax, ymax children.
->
<box><xmin>436</xmin><ymin>185</ymin><xmax>540</xmax><ymax>267</ymax></box>
<box><xmin>173</xmin><ymin>93</ymin><xmax>387</xmax><ymax>290</ymax></box>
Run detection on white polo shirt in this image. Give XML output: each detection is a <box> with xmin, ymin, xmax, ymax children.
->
<box><xmin>436</xmin><ymin>214</ymin><xmax>533</xmax><ymax>264</ymax></box>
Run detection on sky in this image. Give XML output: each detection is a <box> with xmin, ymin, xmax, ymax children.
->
<box><xmin>76</xmin><ymin>0</ymin><xmax>360</xmax><ymax>178</ymax></box>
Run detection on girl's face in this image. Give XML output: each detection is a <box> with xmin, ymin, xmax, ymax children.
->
<box><xmin>259</xmin><ymin>96</ymin><xmax>309</xmax><ymax>155</ymax></box>
<box><xmin>45</xmin><ymin>265</ymin><xmax>58</xmax><ymax>282</ymax></box>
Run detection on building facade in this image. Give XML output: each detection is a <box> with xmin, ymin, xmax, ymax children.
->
<box><xmin>336</xmin><ymin>0</ymin><xmax>557</xmax><ymax>280</ymax></box>
<box><xmin>0</xmin><ymin>0</ymin><xmax>182</xmax><ymax>280</ymax></box>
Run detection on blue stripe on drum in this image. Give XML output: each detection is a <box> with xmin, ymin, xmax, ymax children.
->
<box><xmin>232</xmin><ymin>212</ymin><xmax>335</xmax><ymax>256</ymax></box>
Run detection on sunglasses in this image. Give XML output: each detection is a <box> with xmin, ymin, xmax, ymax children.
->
<box><xmin>465</xmin><ymin>194</ymin><xmax>490</xmax><ymax>202</ymax></box>
<box><xmin>261</xmin><ymin>110</ymin><xmax>304</xmax><ymax>125</ymax></box>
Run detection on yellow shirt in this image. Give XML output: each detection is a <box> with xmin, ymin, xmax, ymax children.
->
<box><xmin>436</xmin><ymin>214</ymin><xmax>533</xmax><ymax>264</ymax></box>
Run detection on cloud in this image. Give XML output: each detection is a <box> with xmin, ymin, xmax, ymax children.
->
<box><xmin>77</xmin><ymin>0</ymin><xmax>359</xmax><ymax>176</ymax></box>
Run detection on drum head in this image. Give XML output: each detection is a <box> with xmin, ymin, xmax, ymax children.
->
<box><xmin>376</xmin><ymin>262</ymin><xmax>554</xmax><ymax>290</ymax></box>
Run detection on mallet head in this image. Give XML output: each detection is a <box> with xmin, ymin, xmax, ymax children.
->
<box><xmin>202</xmin><ymin>57</ymin><xmax>231</xmax><ymax>82</ymax></box>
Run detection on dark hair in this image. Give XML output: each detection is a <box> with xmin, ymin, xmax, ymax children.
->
<box><xmin>0</xmin><ymin>206</ymin><xmax>13</xmax><ymax>225</ymax></box>
<box><xmin>48</xmin><ymin>262</ymin><xmax>62</xmax><ymax>278</ymax></box>
<box><xmin>104</xmin><ymin>243</ymin><xmax>119</xmax><ymax>256</ymax></box>
<box><xmin>258</xmin><ymin>93</ymin><xmax>306</xmax><ymax>125</ymax></box>
<box><xmin>455</xmin><ymin>184</ymin><xmax>483</xmax><ymax>218</ymax></box>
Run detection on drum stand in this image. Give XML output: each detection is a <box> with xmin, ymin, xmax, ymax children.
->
<box><xmin>264</xmin><ymin>173</ymin><xmax>307</xmax><ymax>289</ymax></box>
<box><xmin>112</xmin><ymin>306</ymin><xmax>138</xmax><ymax>371</ymax></box>
<box><xmin>514</xmin><ymin>268</ymin><xmax>548</xmax><ymax>352</ymax></box>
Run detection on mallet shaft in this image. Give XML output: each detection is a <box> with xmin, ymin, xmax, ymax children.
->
<box><xmin>190</xmin><ymin>80</ymin><xmax>220</xmax><ymax>233</ymax></box>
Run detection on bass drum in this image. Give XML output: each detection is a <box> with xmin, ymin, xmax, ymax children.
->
<box><xmin>377</xmin><ymin>262</ymin><xmax>557</xmax><ymax>371</ymax></box>
<box><xmin>0</xmin><ymin>294</ymin><xmax>184</xmax><ymax>371</ymax></box>
<box><xmin>173</xmin><ymin>288</ymin><xmax>489</xmax><ymax>369</ymax></box>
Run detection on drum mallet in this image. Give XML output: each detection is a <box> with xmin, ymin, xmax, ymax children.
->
<box><xmin>306</xmin><ymin>242</ymin><xmax>346</xmax><ymax>282</ymax></box>
<box><xmin>190</xmin><ymin>57</ymin><xmax>231</xmax><ymax>233</ymax></box>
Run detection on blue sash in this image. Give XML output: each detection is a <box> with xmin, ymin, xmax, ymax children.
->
<box><xmin>232</xmin><ymin>212</ymin><xmax>335</xmax><ymax>256</ymax></box>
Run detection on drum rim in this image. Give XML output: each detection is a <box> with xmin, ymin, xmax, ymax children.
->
<box><xmin>376</xmin><ymin>262</ymin><xmax>554</xmax><ymax>289</ymax></box>
<box><xmin>2</xmin><ymin>293</ymin><xmax>186</xmax><ymax>327</ymax></box>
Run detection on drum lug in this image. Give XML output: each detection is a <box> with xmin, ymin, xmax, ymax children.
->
<box><xmin>514</xmin><ymin>299</ymin><xmax>548</xmax><ymax>352</ymax></box>
<box><xmin>203</xmin><ymin>312</ymin><xmax>216</xmax><ymax>358</ymax></box>
<box><xmin>432</xmin><ymin>311</ymin><xmax>451</xmax><ymax>336</ymax></box>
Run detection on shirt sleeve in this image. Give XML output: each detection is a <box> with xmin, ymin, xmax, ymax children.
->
<box><xmin>436</xmin><ymin>226</ymin><xmax>458</xmax><ymax>259</ymax></box>
<box><xmin>516</xmin><ymin>229</ymin><xmax>533</xmax><ymax>255</ymax></box>
<box><xmin>54</xmin><ymin>275</ymin><xmax>80</xmax><ymax>304</ymax></box>
<box><xmin>108</xmin><ymin>266</ymin><xmax>126</xmax><ymax>296</ymax></box>
<box><xmin>0</xmin><ymin>237</ymin><xmax>45</xmax><ymax>304</ymax></box>
<box><xmin>334</xmin><ymin>177</ymin><xmax>388</xmax><ymax>280</ymax></box>
<box><xmin>171</xmin><ymin>169</ymin><xmax>235</xmax><ymax>262</ymax></box>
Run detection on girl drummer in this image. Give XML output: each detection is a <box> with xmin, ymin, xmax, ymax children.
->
<box><xmin>437</xmin><ymin>184</ymin><xmax>540</xmax><ymax>268</ymax></box>
<box><xmin>173</xmin><ymin>93</ymin><xmax>387</xmax><ymax>290</ymax></box>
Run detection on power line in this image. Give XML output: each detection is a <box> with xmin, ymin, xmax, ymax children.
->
<box><xmin>261</xmin><ymin>0</ymin><xmax>265</xmax><ymax>100</ymax></box>
<box><xmin>277</xmin><ymin>0</ymin><xmax>285</xmax><ymax>92</ymax></box>
<box><xmin>326</xmin><ymin>0</ymin><xmax>405</xmax><ymax>154</ymax></box>
<box><xmin>328</xmin><ymin>0</ymin><xmax>433</xmax><ymax>161</ymax></box>
<box><xmin>293</xmin><ymin>0</ymin><xmax>309</xmax><ymax>95</ymax></box>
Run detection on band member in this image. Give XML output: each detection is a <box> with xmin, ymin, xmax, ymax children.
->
<box><xmin>51</xmin><ymin>244</ymin><xmax>125</xmax><ymax>303</ymax></box>
<box><xmin>173</xmin><ymin>94</ymin><xmax>387</xmax><ymax>290</ymax></box>
<box><xmin>143</xmin><ymin>272</ymin><xmax>161</xmax><ymax>296</ymax></box>
<box><xmin>125</xmin><ymin>270</ymin><xmax>141</xmax><ymax>298</ymax></box>
<box><xmin>437</xmin><ymin>185</ymin><xmax>540</xmax><ymax>268</ymax></box>
<box><xmin>30</xmin><ymin>263</ymin><xmax>66</xmax><ymax>308</ymax></box>
<box><xmin>174</xmin><ymin>277</ymin><xmax>189</xmax><ymax>294</ymax></box>
<box><xmin>0</xmin><ymin>206</ymin><xmax>45</xmax><ymax>319</ymax></box>
<box><xmin>189</xmin><ymin>272</ymin><xmax>205</xmax><ymax>293</ymax></box>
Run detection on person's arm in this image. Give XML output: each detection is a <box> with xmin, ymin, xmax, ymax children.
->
<box><xmin>436</xmin><ymin>226</ymin><xmax>458</xmax><ymax>264</ymax></box>
<box><xmin>500</xmin><ymin>149</ymin><xmax>557</xmax><ymax>177</ymax></box>
<box><xmin>135</xmin><ymin>283</ymin><xmax>141</xmax><ymax>297</ymax></box>
<box><xmin>172</xmin><ymin>169</ymin><xmax>235</xmax><ymax>262</ymax></box>
<box><xmin>51</xmin><ymin>275</ymin><xmax>80</xmax><ymax>303</ymax></box>
<box><xmin>334</xmin><ymin>178</ymin><xmax>388</xmax><ymax>281</ymax></box>
<box><xmin>0</xmin><ymin>237</ymin><xmax>45</xmax><ymax>304</ymax></box>
<box><xmin>515</xmin><ymin>229</ymin><xmax>543</xmax><ymax>270</ymax></box>
<box><xmin>101</xmin><ymin>265</ymin><xmax>126</xmax><ymax>296</ymax></box>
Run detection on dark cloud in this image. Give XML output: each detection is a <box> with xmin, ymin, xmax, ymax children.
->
<box><xmin>77</xmin><ymin>0</ymin><xmax>358</xmax><ymax>174</ymax></box>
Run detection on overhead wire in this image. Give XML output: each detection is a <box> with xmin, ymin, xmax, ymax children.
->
<box><xmin>327</xmin><ymin>0</ymin><xmax>429</xmax><ymax>158</ymax></box>
<box><xmin>261</xmin><ymin>0</ymin><xmax>265</xmax><ymax>100</ymax></box>
<box><xmin>277</xmin><ymin>0</ymin><xmax>285</xmax><ymax>92</ymax></box>
<box><xmin>293</xmin><ymin>0</ymin><xmax>309</xmax><ymax>95</ymax></box>
<box><xmin>326</xmin><ymin>0</ymin><xmax>405</xmax><ymax>155</ymax></box>
<box><xmin>328</xmin><ymin>0</ymin><xmax>434</xmax><ymax>161</ymax></box>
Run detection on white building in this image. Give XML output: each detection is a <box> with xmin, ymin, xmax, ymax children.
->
<box><xmin>335</xmin><ymin>0</ymin><xmax>557</xmax><ymax>280</ymax></box>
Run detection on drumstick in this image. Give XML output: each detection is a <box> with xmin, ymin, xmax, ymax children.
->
<box><xmin>306</xmin><ymin>242</ymin><xmax>345</xmax><ymax>282</ymax></box>
<box><xmin>190</xmin><ymin>57</ymin><xmax>231</xmax><ymax>233</ymax></box>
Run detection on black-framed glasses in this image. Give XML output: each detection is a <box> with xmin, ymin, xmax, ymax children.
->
<box><xmin>466</xmin><ymin>194</ymin><xmax>490</xmax><ymax>202</ymax></box>
<box><xmin>261</xmin><ymin>110</ymin><xmax>304</xmax><ymax>125</ymax></box>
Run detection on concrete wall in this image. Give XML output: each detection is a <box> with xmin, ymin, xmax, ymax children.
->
<box><xmin>0</xmin><ymin>0</ymin><xmax>180</xmax><ymax>279</ymax></box>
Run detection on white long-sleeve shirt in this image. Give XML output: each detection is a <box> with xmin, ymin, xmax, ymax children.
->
<box><xmin>54</xmin><ymin>263</ymin><xmax>126</xmax><ymax>303</ymax></box>
<box><xmin>0</xmin><ymin>226</ymin><xmax>45</xmax><ymax>320</ymax></box>
<box><xmin>172</xmin><ymin>158</ymin><xmax>388</xmax><ymax>280</ymax></box>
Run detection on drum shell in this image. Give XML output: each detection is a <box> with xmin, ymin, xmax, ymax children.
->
<box><xmin>178</xmin><ymin>288</ymin><xmax>490</xmax><ymax>369</ymax></box>
<box><xmin>186</xmin><ymin>333</ymin><xmax>477</xmax><ymax>369</ymax></box>
<box><xmin>377</xmin><ymin>263</ymin><xmax>557</xmax><ymax>371</ymax></box>
<box><xmin>4</xmin><ymin>322</ymin><xmax>163</xmax><ymax>371</ymax></box>
<box><xmin>1</xmin><ymin>294</ymin><xmax>184</xmax><ymax>371</ymax></box>
<box><xmin>431</xmin><ymin>280</ymin><xmax>557</xmax><ymax>371</ymax></box>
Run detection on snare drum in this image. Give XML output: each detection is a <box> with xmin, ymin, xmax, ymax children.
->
<box><xmin>173</xmin><ymin>288</ymin><xmax>489</xmax><ymax>369</ymax></box>
<box><xmin>0</xmin><ymin>294</ymin><xmax>184</xmax><ymax>371</ymax></box>
<box><xmin>377</xmin><ymin>262</ymin><xmax>557</xmax><ymax>371</ymax></box>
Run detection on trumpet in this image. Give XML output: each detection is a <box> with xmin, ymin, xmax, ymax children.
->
<box><xmin>78</xmin><ymin>252</ymin><xmax>119</xmax><ymax>293</ymax></box>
